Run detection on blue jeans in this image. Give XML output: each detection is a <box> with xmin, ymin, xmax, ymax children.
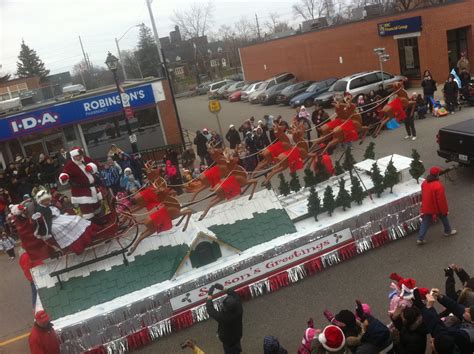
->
<box><xmin>418</xmin><ymin>214</ymin><xmax>452</xmax><ymax>241</ymax></box>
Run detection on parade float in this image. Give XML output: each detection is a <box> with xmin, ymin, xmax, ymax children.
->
<box><xmin>21</xmin><ymin>86</ymin><xmax>428</xmax><ymax>353</ymax></box>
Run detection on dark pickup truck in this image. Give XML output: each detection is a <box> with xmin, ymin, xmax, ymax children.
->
<box><xmin>437</xmin><ymin>118</ymin><xmax>474</xmax><ymax>166</ymax></box>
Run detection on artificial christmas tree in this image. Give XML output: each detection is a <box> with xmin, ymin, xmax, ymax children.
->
<box><xmin>334</xmin><ymin>161</ymin><xmax>344</xmax><ymax>176</ymax></box>
<box><xmin>289</xmin><ymin>172</ymin><xmax>302</xmax><ymax>193</ymax></box>
<box><xmin>336</xmin><ymin>178</ymin><xmax>351</xmax><ymax>211</ymax></box>
<box><xmin>364</xmin><ymin>142</ymin><xmax>376</xmax><ymax>160</ymax></box>
<box><xmin>307</xmin><ymin>186</ymin><xmax>321</xmax><ymax>221</ymax></box>
<box><xmin>409</xmin><ymin>149</ymin><xmax>425</xmax><ymax>184</ymax></box>
<box><xmin>277</xmin><ymin>173</ymin><xmax>290</xmax><ymax>196</ymax></box>
<box><xmin>370</xmin><ymin>162</ymin><xmax>385</xmax><ymax>198</ymax></box>
<box><xmin>342</xmin><ymin>147</ymin><xmax>356</xmax><ymax>174</ymax></box>
<box><xmin>350</xmin><ymin>176</ymin><xmax>365</xmax><ymax>205</ymax></box>
<box><xmin>315</xmin><ymin>158</ymin><xmax>331</xmax><ymax>183</ymax></box>
<box><xmin>303</xmin><ymin>167</ymin><xmax>316</xmax><ymax>188</ymax></box>
<box><xmin>383</xmin><ymin>158</ymin><xmax>400</xmax><ymax>193</ymax></box>
<box><xmin>323</xmin><ymin>185</ymin><xmax>336</xmax><ymax>216</ymax></box>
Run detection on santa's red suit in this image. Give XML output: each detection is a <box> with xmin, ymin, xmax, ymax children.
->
<box><xmin>59</xmin><ymin>148</ymin><xmax>102</xmax><ymax>219</ymax></box>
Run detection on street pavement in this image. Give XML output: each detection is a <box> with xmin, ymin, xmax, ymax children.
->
<box><xmin>1</xmin><ymin>95</ymin><xmax>473</xmax><ymax>353</ymax></box>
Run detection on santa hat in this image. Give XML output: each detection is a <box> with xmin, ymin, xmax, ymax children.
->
<box><xmin>429</xmin><ymin>166</ymin><xmax>442</xmax><ymax>176</ymax></box>
<box><xmin>10</xmin><ymin>204</ymin><xmax>26</xmax><ymax>216</ymax></box>
<box><xmin>70</xmin><ymin>146</ymin><xmax>83</xmax><ymax>158</ymax></box>
<box><xmin>318</xmin><ymin>325</ymin><xmax>345</xmax><ymax>352</ymax></box>
<box><xmin>390</xmin><ymin>272</ymin><xmax>417</xmax><ymax>299</ymax></box>
<box><xmin>35</xmin><ymin>310</ymin><xmax>50</xmax><ymax>326</ymax></box>
<box><xmin>34</xmin><ymin>188</ymin><xmax>52</xmax><ymax>204</ymax></box>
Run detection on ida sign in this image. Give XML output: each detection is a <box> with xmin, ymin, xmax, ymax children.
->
<box><xmin>170</xmin><ymin>228</ymin><xmax>352</xmax><ymax>311</ymax></box>
<box><xmin>10</xmin><ymin>112</ymin><xmax>59</xmax><ymax>133</ymax></box>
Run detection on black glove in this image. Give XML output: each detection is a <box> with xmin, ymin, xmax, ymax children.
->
<box><xmin>208</xmin><ymin>285</ymin><xmax>216</xmax><ymax>296</ymax></box>
<box><xmin>444</xmin><ymin>267</ymin><xmax>454</xmax><ymax>277</ymax></box>
<box><xmin>355</xmin><ymin>300</ymin><xmax>366</xmax><ymax>322</ymax></box>
<box><xmin>214</xmin><ymin>283</ymin><xmax>224</xmax><ymax>291</ymax></box>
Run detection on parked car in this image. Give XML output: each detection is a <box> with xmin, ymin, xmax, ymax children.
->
<box><xmin>228</xmin><ymin>84</ymin><xmax>250</xmax><ymax>102</ymax></box>
<box><xmin>437</xmin><ymin>118</ymin><xmax>474</xmax><ymax>166</ymax></box>
<box><xmin>223</xmin><ymin>81</ymin><xmax>246</xmax><ymax>98</ymax></box>
<box><xmin>313</xmin><ymin>71</ymin><xmax>407</xmax><ymax>107</ymax></box>
<box><xmin>258</xmin><ymin>82</ymin><xmax>292</xmax><ymax>105</ymax></box>
<box><xmin>276</xmin><ymin>81</ymin><xmax>314</xmax><ymax>105</ymax></box>
<box><xmin>267</xmin><ymin>72</ymin><xmax>297</xmax><ymax>87</ymax></box>
<box><xmin>211</xmin><ymin>82</ymin><xmax>235</xmax><ymax>99</ymax></box>
<box><xmin>289</xmin><ymin>78</ymin><xmax>338</xmax><ymax>107</ymax></box>
<box><xmin>195</xmin><ymin>82</ymin><xmax>211</xmax><ymax>95</ymax></box>
<box><xmin>208</xmin><ymin>80</ymin><xmax>233</xmax><ymax>97</ymax></box>
<box><xmin>241</xmin><ymin>81</ymin><xmax>264</xmax><ymax>102</ymax></box>
<box><xmin>249</xmin><ymin>81</ymin><xmax>272</xmax><ymax>104</ymax></box>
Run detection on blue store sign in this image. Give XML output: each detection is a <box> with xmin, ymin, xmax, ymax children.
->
<box><xmin>378</xmin><ymin>16</ymin><xmax>422</xmax><ymax>37</ymax></box>
<box><xmin>0</xmin><ymin>84</ymin><xmax>156</xmax><ymax>142</ymax></box>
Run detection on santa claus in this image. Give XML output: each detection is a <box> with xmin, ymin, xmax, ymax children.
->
<box><xmin>59</xmin><ymin>147</ymin><xmax>103</xmax><ymax>220</ymax></box>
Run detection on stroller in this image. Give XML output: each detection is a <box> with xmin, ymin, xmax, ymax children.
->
<box><xmin>459</xmin><ymin>78</ymin><xmax>474</xmax><ymax>107</ymax></box>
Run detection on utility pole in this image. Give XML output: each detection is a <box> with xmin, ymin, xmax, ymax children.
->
<box><xmin>255</xmin><ymin>14</ymin><xmax>261</xmax><ymax>40</ymax></box>
<box><xmin>78</xmin><ymin>36</ymin><xmax>90</xmax><ymax>71</ymax></box>
<box><xmin>85</xmin><ymin>53</ymin><xmax>92</xmax><ymax>70</ymax></box>
<box><xmin>115</xmin><ymin>38</ymin><xmax>128</xmax><ymax>81</ymax></box>
<box><xmin>145</xmin><ymin>0</ymin><xmax>164</xmax><ymax>65</ymax></box>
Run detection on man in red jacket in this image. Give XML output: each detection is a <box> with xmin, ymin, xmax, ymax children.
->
<box><xmin>28</xmin><ymin>311</ymin><xmax>60</xmax><ymax>354</ymax></box>
<box><xmin>417</xmin><ymin>166</ymin><xmax>457</xmax><ymax>245</ymax></box>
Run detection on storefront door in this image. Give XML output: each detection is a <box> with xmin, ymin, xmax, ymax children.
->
<box><xmin>447</xmin><ymin>27</ymin><xmax>469</xmax><ymax>72</ymax></box>
<box><xmin>22</xmin><ymin>134</ymin><xmax>64</xmax><ymax>161</ymax></box>
<box><xmin>398</xmin><ymin>37</ymin><xmax>421</xmax><ymax>79</ymax></box>
<box><xmin>23</xmin><ymin>141</ymin><xmax>46</xmax><ymax>161</ymax></box>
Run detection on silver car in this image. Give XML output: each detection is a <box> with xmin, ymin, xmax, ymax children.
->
<box><xmin>314</xmin><ymin>71</ymin><xmax>407</xmax><ymax>106</ymax></box>
<box><xmin>241</xmin><ymin>81</ymin><xmax>264</xmax><ymax>102</ymax></box>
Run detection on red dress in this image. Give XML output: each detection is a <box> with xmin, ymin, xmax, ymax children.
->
<box><xmin>15</xmin><ymin>215</ymin><xmax>55</xmax><ymax>262</ymax></box>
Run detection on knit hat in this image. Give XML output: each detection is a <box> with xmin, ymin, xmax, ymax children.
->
<box><xmin>229</xmin><ymin>124</ymin><xmax>234</xmax><ymax>128</ymax></box>
<box><xmin>35</xmin><ymin>311</ymin><xmax>50</xmax><ymax>326</ymax></box>
<box><xmin>263</xmin><ymin>335</ymin><xmax>281</xmax><ymax>354</ymax></box>
<box><xmin>335</xmin><ymin>310</ymin><xmax>356</xmax><ymax>328</ymax></box>
<box><xmin>34</xmin><ymin>187</ymin><xmax>52</xmax><ymax>204</ymax></box>
<box><xmin>124</xmin><ymin>167</ymin><xmax>132</xmax><ymax>175</ymax></box>
<box><xmin>318</xmin><ymin>325</ymin><xmax>345</xmax><ymax>352</ymax></box>
<box><xmin>70</xmin><ymin>146</ymin><xmax>83</xmax><ymax>158</ymax></box>
<box><xmin>429</xmin><ymin>166</ymin><xmax>442</xmax><ymax>176</ymax></box>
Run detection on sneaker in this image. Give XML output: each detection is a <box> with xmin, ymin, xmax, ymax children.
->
<box><xmin>404</xmin><ymin>135</ymin><xmax>412</xmax><ymax>139</ymax></box>
<box><xmin>417</xmin><ymin>240</ymin><xmax>426</xmax><ymax>245</ymax></box>
<box><xmin>443</xmin><ymin>229</ymin><xmax>457</xmax><ymax>237</ymax></box>
<box><xmin>412</xmin><ymin>136</ymin><xmax>417</xmax><ymax>141</ymax></box>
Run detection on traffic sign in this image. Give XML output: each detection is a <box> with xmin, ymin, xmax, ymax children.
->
<box><xmin>208</xmin><ymin>100</ymin><xmax>221</xmax><ymax>113</ymax></box>
<box><xmin>124</xmin><ymin>106</ymin><xmax>134</xmax><ymax>119</ymax></box>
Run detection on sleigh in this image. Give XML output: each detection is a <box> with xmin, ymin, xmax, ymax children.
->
<box><xmin>20</xmin><ymin>191</ymin><xmax>139</xmax><ymax>287</ymax></box>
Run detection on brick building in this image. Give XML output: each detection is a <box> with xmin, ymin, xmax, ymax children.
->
<box><xmin>240</xmin><ymin>0</ymin><xmax>473</xmax><ymax>84</ymax></box>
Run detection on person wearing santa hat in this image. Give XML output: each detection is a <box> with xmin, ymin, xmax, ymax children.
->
<box><xmin>59</xmin><ymin>147</ymin><xmax>103</xmax><ymax>220</ymax></box>
<box><xmin>28</xmin><ymin>310</ymin><xmax>60</xmax><ymax>354</ymax></box>
<box><xmin>311</xmin><ymin>324</ymin><xmax>346</xmax><ymax>353</ymax></box>
<box><xmin>417</xmin><ymin>166</ymin><xmax>457</xmax><ymax>245</ymax></box>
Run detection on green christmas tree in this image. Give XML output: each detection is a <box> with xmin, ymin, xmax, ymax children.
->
<box><xmin>16</xmin><ymin>40</ymin><xmax>50</xmax><ymax>79</ymax></box>
<box><xmin>323</xmin><ymin>185</ymin><xmax>336</xmax><ymax>216</ymax></box>
<box><xmin>289</xmin><ymin>172</ymin><xmax>302</xmax><ymax>193</ymax></box>
<box><xmin>350</xmin><ymin>176</ymin><xmax>365</xmax><ymax>205</ymax></box>
<box><xmin>303</xmin><ymin>167</ymin><xmax>315</xmax><ymax>188</ymax></box>
<box><xmin>136</xmin><ymin>24</ymin><xmax>162</xmax><ymax>77</ymax></box>
<box><xmin>334</xmin><ymin>160</ymin><xmax>344</xmax><ymax>176</ymax></box>
<box><xmin>364</xmin><ymin>142</ymin><xmax>376</xmax><ymax>160</ymax></box>
<box><xmin>307</xmin><ymin>186</ymin><xmax>321</xmax><ymax>221</ymax></box>
<box><xmin>336</xmin><ymin>178</ymin><xmax>351</xmax><ymax>211</ymax></box>
<box><xmin>315</xmin><ymin>158</ymin><xmax>331</xmax><ymax>183</ymax></box>
<box><xmin>384</xmin><ymin>158</ymin><xmax>400</xmax><ymax>193</ymax></box>
<box><xmin>342</xmin><ymin>147</ymin><xmax>356</xmax><ymax>174</ymax></box>
<box><xmin>409</xmin><ymin>149</ymin><xmax>425</xmax><ymax>184</ymax></box>
<box><xmin>277</xmin><ymin>173</ymin><xmax>290</xmax><ymax>196</ymax></box>
<box><xmin>370</xmin><ymin>162</ymin><xmax>385</xmax><ymax>198</ymax></box>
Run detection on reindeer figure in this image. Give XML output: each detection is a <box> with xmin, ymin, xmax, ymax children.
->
<box><xmin>198</xmin><ymin>165</ymin><xmax>259</xmax><ymax>221</ymax></box>
<box><xmin>261</xmin><ymin>124</ymin><xmax>317</xmax><ymax>185</ymax></box>
<box><xmin>126</xmin><ymin>177</ymin><xmax>193</xmax><ymax>255</ymax></box>
<box><xmin>373</xmin><ymin>81</ymin><xmax>409</xmax><ymax>137</ymax></box>
<box><xmin>185</xmin><ymin>148</ymin><xmax>240</xmax><ymax>201</ymax></box>
<box><xmin>143</xmin><ymin>160</ymin><xmax>162</xmax><ymax>184</ymax></box>
<box><xmin>314</xmin><ymin>100</ymin><xmax>369</xmax><ymax>153</ymax></box>
<box><xmin>251</xmin><ymin>123</ymin><xmax>292</xmax><ymax>176</ymax></box>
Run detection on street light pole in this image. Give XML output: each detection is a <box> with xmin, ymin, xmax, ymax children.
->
<box><xmin>105</xmin><ymin>52</ymin><xmax>138</xmax><ymax>154</ymax></box>
<box><xmin>115</xmin><ymin>38</ymin><xmax>128</xmax><ymax>81</ymax></box>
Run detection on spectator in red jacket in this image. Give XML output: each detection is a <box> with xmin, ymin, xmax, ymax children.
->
<box><xmin>417</xmin><ymin>166</ymin><xmax>457</xmax><ymax>245</ymax></box>
<box><xmin>19</xmin><ymin>249</ymin><xmax>43</xmax><ymax>308</ymax></box>
<box><xmin>29</xmin><ymin>311</ymin><xmax>60</xmax><ymax>354</ymax></box>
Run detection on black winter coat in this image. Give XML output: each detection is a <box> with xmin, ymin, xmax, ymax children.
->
<box><xmin>421</xmin><ymin>79</ymin><xmax>437</xmax><ymax>95</ymax></box>
<box><xmin>194</xmin><ymin>133</ymin><xmax>209</xmax><ymax>157</ymax></box>
<box><xmin>444</xmin><ymin>81</ymin><xmax>459</xmax><ymax>98</ymax></box>
<box><xmin>392</xmin><ymin>316</ymin><xmax>427</xmax><ymax>354</ymax></box>
<box><xmin>206</xmin><ymin>290</ymin><xmax>243</xmax><ymax>346</ymax></box>
<box><xmin>225</xmin><ymin>129</ymin><xmax>241</xmax><ymax>149</ymax></box>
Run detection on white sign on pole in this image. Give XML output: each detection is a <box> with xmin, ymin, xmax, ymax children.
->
<box><xmin>170</xmin><ymin>228</ymin><xmax>352</xmax><ymax>311</ymax></box>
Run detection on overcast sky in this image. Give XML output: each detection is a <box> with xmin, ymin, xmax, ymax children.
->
<box><xmin>1</xmin><ymin>0</ymin><xmax>298</xmax><ymax>76</ymax></box>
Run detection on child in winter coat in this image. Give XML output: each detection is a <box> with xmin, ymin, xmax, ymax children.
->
<box><xmin>443</xmin><ymin>74</ymin><xmax>459</xmax><ymax>113</ymax></box>
<box><xmin>0</xmin><ymin>232</ymin><xmax>16</xmax><ymax>259</ymax></box>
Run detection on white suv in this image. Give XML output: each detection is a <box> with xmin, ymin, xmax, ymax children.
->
<box><xmin>208</xmin><ymin>80</ymin><xmax>233</xmax><ymax>96</ymax></box>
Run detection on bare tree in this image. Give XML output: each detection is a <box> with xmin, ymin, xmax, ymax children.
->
<box><xmin>172</xmin><ymin>1</ymin><xmax>214</xmax><ymax>40</ymax></box>
<box><xmin>264</xmin><ymin>12</ymin><xmax>292</xmax><ymax>34</ymax></box>
<box><xmin>234</xmin><ymin>17</ymin><xmax>257</xmax><ymax>41</ymax></box>
<box><xmin>292</xmin><ymin>0</ymin><xmax>326</xmax><ymax>20</ymax></box>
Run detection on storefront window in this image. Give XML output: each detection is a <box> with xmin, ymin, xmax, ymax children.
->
<box><xmin>447</xmin><ymin>27</ymin><xmax>469</xmax><ymax>71</ymax></box>
<box><xmin>398</xmin><ymin>37</ymin><xmax>420</xmax><ymax>79</ymax></box>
